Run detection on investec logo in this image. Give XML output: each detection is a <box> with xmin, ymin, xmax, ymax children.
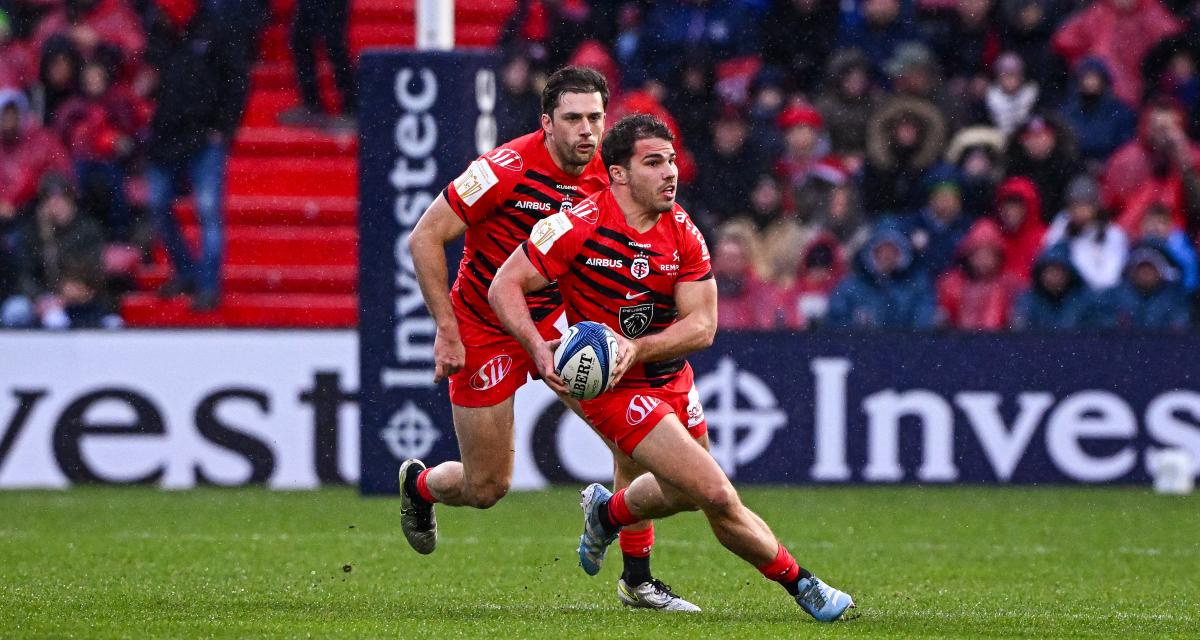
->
<box><xmin>695</xmin><ymin>358</ymin><xmax>787</xmax><ymax>479</ymax></box>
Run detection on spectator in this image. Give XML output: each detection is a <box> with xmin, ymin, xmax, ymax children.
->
<box><xmin>924</xmin><ymin>0</ymin><xmax>1001</xmax><ymax>89</ymax></box>
<box><xmin>775</xmin><ymin>105</ymin><xmax>846</xmax><ymax>206</ymax></box>
<box><xmin>984</xmin><ymin>52</ymin><xmax>1039</xmax><ymax>136</ymax></box>
<box><xmin>21</xmin><ymin>175</ymin><xmax>106</xmax><ymax>325</ymax></box>
<box><xmin>665</xmin><ymin>58</ymin><xmax>718</xmax><ymax>155</ymax></box>
<box><xmin>1010</xmin><ymin>242</ymin><xmax>1100</xmax><ymax>330</ymax></box>
<box><xmin>815</xmin><ymin>48</ymin><xmax>877</xmax><ymax>166</ymax></box>
<box><xmin>1043</xmin><ymin>175</ymin><xmax>1129</xmax><ymax>290</ymax></box>
<box><xmin>610</xmin><ymin>2</ymin><xmax>648</xmax><ymax>91</ymax></box>
<box><xmin>862</xmin><ymin>95</ymin><xmax>948</xmax><ymax>217</ymax></box>
<box><xmin>0</xmin><ymin>191</ymin><xmax>34</xmax><ymax>327</ymax></box>
<box><xmin>0</xmin><ymin>9</ymin><xmax>36</xmax><ymax>92</ymax></box>
<box><xmin>992</xmin><ymin>176</ymin><xmax>1046</xmax><ymax>280</ymax></box>
<box><xmin>907</xmin><ymin>176</ymin><xmax>974</xmax><ymax>275</ymax></box>
<box><xmin>805</xmin><ymin>182</ymin><xmax>872</xmax><ymax>257</ymax></box>
<box><xmin>762</xmin><ymin>228</ymin><xmax>847</xmax><ymax>329</ymax></box>
<box><xmin>741</xmin><ymin>173</ymin><xmax>786</xmax><ymax>231</ymax></box>
<box><xmin>1052</xmin><ymin>0</ymin><xmax>1184</xmax><ymax>108</ymax></box>
<box><xmin>827</xmin><ymin>222</ymin><xmax>939</xmax><ymax>329</ymax></box>
<box><xmin>1134</xmin><ymin>203</ymin><xmax>1198</xmax><ymax>292</ymax></box>
<box><xmin>936</xmin><ymin>218</ymin><xmax>1026</xmax><ymax>329</ymax></box>
<box><xmin>837</xmin><ymin>0</ymin><xmax>918</xmax><ymax>78</ymax></box>
<box><xmin>38</xmin><ymin>260</ymin><xmax>121</xmax><ymax>329</ymax></box>
<box><xmin>54</xmin><ymin>56</ymin><xmax>140</xmax><ymax>240</ymax></box>
<box><xmin>494</xmin><ymin>54</ymin><xmax>541</xmax><ymax>143</ymax></box>
<box><xmin>999</xmin><ymin>0</ymin><xmax>1068</xmax><ymax>100</ymax></box>
<box><xmin>761</xmin><ymin>0</ymin><xmax>840</xmax><ymax>94</ymax></box>
<box><xmin>944</xmin><ymin>125</ymin><xmax>1006</xmax><ymax>216</ymax></box>
<box><xmin>745</xmin><ymin>69</ymin><xmax>787</xmax><ymax>159</ymax></box>
<box><xmin>34</xmin><ymin>36</ymin><xmax>83</xmax><ymax>126</ymax></box>
<box><xmin>713</xmin><ymin>220</ymin><xmax>771</xmax><ymax>330</ymax></box>
<box><xmin>1005</xmin><ymin>115</ymin><xmax>1081</xmax><ymax>217</ymax></box>
<box><xmin>278</xmin><ymin>0</ymin><xmax>356</xmax><ymax>129</ymax></box>
<box><xmin>1059</xmin><ymin>57</ymin><xmax>1138</xmax><ymax>164</ymax></box>
<box><xmin>0</xmin><ymin>89</ymin><xmax>72</xmax><ymax>220</ymax></box>
<box><xmin>643</xmin><ymin>0</ymin><xmax>759</xmax><ymax>82</ymax></box>
<box><xmin>883</xmin><ymin>41</ymin><xmax>966</xmax><ymax>127</ymax></box>
<box><xmin>610</xmin><ymin>83</ymin><xmax>696</xmax><ymax>183</ymax></box>
<box><xmin>1095</xmin><ymin>240</ymin><xmax>1191</xmax><ymax>331</ymax></box>
<box><xmin>694</xmin><ymin>111</ymin><xmax>767</xmax><ymax>230</ymax></box>
<box><xmin>1102</xmin><ymin>98</ymin><xmax>1200</xmax><ymax>215</ymax></box>
<box><xmin>32</xmin><ymin>0</ymin><xmax>146</xmax><ymax>74</ymax></box>
<box><xmin>1145</xmin><ymin>48</ymin><xmax>1200</xmax><ymax>126</ymax></box>
<box><xmin>146</xmin><ymin>0</ymin><xmax>263</xmax><ymax>312</ymax></box>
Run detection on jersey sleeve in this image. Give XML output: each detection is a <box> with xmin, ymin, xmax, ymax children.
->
<box><xmin>522</xmin><ymin>211</ymin><xmax>585</xmax><ymax>283</ymax></box>
<box><xmin>675</xmin><ymin>209</ymin><xmax>713</xmax><ymax>283</ymax></box>
<box><xmin>443</xmin><ymin>155</ymin><xmax>508</xmax><ymax>225</ymax></box>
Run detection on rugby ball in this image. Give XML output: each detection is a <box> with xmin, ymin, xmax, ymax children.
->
<box><xmin>554</xmin><ymin>321</ymin><xmax>619</xmax><ymax>400</ymax></box>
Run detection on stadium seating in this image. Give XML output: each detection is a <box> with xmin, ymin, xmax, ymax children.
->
<box><xmin>122</xmin><ymin>0</ymin><xmax>514</xmax><ymax>328</ymax></box>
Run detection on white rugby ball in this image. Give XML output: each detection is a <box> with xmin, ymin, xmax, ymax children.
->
<box><xmin>554</xmin><ymin>321</ymin><xmax>619</xmax><ymax>400</ymax></box>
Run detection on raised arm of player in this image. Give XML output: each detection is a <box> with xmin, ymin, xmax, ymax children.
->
<box><xmin>488</xmin><ymin>248</ymin><xmax>570</xmax><ymax>395</ymax></box>
<box><xmin>612</xmin><ymin>278</ymin><xmax>717</xmax><ymax>385</ymax></box>
<box><xmin>408</xmin><ymin>193</ymin><xmax>469</xmax><ymax>383</ymax></box>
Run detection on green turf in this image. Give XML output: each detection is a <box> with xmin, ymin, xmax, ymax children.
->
<box><xmin>0</xmin><ymin>486</ymin><xmax>1195</xmax><ymax>638</ymax></box>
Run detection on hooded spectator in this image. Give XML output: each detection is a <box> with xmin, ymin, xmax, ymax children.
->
<box><xmin>862</xmin><ymin>96</ymin><xmax>948</xmax><ymax>217</ymax></box>
<box><xmin>1102</xmin><ymin>99</ymin><xmax>1200</xmax><ymax>216</ymax></box>
<box><xmin>1052</xmin><ymin>0</ymin><xmax>1184</xmax><ymax>108</ymax></box>
<box><xmin>775</xmin><ymin>104</ymin><xmax>846</xmax><ymax>207</ymax></box>
<box><xmin>815</xmin><ymin>48</ymin><xmax>878</xmax><ymax>163</ymax></box>
<box><xmin>944</xmin><ymin>126</ymin><xmax>1006</xmax><ymax>216</ymax></box>
<box><xmin>801</xmin><ymin>182</ymin><xmax>871</xmax><ymax>258</ymax></box>
<box><xmin>1059</xmin><ymin>57</ymin><xmax>1138</xmax><ymax>164</ymax></box>
<box><xmin>761</xmin><ymin>0</ymin><xmax>840</xmax><ymax>93</ymax></box>
<box><xmin>992</xmin><ymin>176</ymin><xmax>1046</xmax><ymax>280</ymax></box>
<box><xmin>0</xmin><ymin>90</ymin><xmax>72</xmax><ymax>220</ymax></box>
<box><xmin>694</xmin><ymin>111</ymin><xmax>768</xmax><ymax>231</ymax></box>
<box><xmin>907</xmin><ymin>176</ymin><xmax>974</xmax><ymax>276</ymax></box>
<box><xmin>883</xmin><ymin>41</ymin><xmax>968</xmax><ymax>128</ymax></box>
<box><xmin>0</xmin><ymin>10</ymin><xmax>36</xmax><ymax>91</ymax></box>
<box><xmin>713</xmin><ymin>220</ymin><xmax>771</xmax><ymax>330</ymax></box>
<box><xmin>836</xmin><ymin>0</ymin><xmax>918</xmax><ymax>78</ymax></box>
<box><xmin>763</xmin><ymin>228</ymin><xmax>847</xmax><ymax>329</ymax></box>
<box><xmin>1133</xmin><ymin>203</ymin><xmax>1199</xmax><ymax>292</ymax></box>
<box><xmin>1096</xmin><ymin>240</ymin><xmax>1191</xmax><ymax>331</ymax></box>
<box><xmin>984</xmin><ymin>52</ymin><xmax>1039</xmax><ymax>137</ymax></box>
<box><xmin>1010</xmin><ymin>243</ymin><xmax>1100</xmax><ymax>330</ymax></box>
<box><xmin>827</xmin><ymin>222</ymin><xmax>938</xmax><ymax>329</ymax></box>
<box><xmin>34</xmin><ymin>36</ymin><xmax>83</xmax><ymax>126</ymax></box>
<box><xmin>1043</xmin><ymin>175</ymin><xmax>1129</xmax><ymax>290</ymax></box>
<box><xmin>1005</xmin><ymin>115</ymin><xmax>1082</xmax><ymax>217</ymax></box>
<box><xmin>936</xmin><ymin>218</ymin><xmax>1026</xmax><ymax>330</ymax></box>
<box><xmin>32</xmin><ymin>0</ymin><xmax>147</xmax><ymax>75</ymax></box>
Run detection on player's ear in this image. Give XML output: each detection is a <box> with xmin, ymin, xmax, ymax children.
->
<box><xmin>609</xmin><ymin>165</ymin><xmax>626</xmax><ymax>185</ymax></box>
<box><xmin>540</xmin><ymin>112</ymin><xmax>552</xmax><ymax>134</ymax></box>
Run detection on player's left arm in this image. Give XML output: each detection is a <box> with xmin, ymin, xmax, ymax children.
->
<box><xmin>488</xmin><ymin>247</ymin><xmax>570</xmax><ymax>395</ymax></box>
<box><xmin>612</xmin><ymin>278</ymin><xmax>717</xmax><ymax>384</ymax></box>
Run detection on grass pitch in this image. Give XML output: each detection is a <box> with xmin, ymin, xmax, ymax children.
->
<box><xmin>0</xmin><ymin>486</ymin><xmax>1196</xmax><ymax>638</ymax></box>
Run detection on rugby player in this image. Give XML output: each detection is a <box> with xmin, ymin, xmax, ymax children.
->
<box><xmin>488</xmin><ymin>114</ymin><xmax>855</xmax><ymax>621</ymax></box>
<box><xmin>402</xmin><ymin>68</ymin><xmax>698</xmax><ymax>611</ymax></box>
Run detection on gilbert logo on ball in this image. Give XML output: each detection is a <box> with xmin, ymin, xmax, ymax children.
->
<box><xmin>554</xmin><ymin>321</ymin><xmax>619</xmax><ymax>400</ymax></box>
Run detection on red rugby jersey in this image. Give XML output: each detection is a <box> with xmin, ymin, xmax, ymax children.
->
<box><xmin>444</xmin><ymin>130</ymin><xmax>608</xmax><ymax>343</ymax></box>
<box><xmin>523</xmin><ymin>189</ymin><xmax>713</xmax><ymax>389</ymax></box>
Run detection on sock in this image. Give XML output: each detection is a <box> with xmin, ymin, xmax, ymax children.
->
<box><xmin>603</xmin><ymin>488</ymin><xmax>638</xmax><ymax>529</ymax></box>
<box><xmin>757</xmin><ymin>544</ymin><xmax>812</xmax><ymax>596</ymax></box>
<box><xmin>619</xmin><ymin>525</ymin><xmax>654</xmax><ymax>586</ymax></box>
<box><xmin>413</xmin><ymin>469</ymin><xmax>438</xmax><ymax>504</ymax></box>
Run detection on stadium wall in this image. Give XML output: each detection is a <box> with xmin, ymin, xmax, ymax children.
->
<box><xmin>3</xmin><ymin>331</ymin><xmax>1199</xmax><ymax>490</ymax></box>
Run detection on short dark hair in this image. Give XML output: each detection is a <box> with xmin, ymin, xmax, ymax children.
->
<box><xmin>541</xmin><ymin>66</ymin><xmax>609</xmax><ymax>116</ymax></box>
<box><xmin>600</xmin><ymin>114</ymin><xmax>674</xmax><ymax>171</ymax></box>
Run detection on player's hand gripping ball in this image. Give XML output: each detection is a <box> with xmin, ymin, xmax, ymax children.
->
<box><xmin>553</xmin><ymin>321</ymin><xmax>619</xmax><ymax>400</ymax></box>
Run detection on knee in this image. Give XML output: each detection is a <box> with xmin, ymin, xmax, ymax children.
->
<box><xmin>697</xmin><ymin>482</ymin><xmax>739</xmax><ymax>516</ymax></box>
<box><xmin>465</xmin><ymin>479</ymin><xmax>510</xmax><ymax>509</ymax></box>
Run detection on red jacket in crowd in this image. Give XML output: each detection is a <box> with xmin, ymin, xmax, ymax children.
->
<box><xmin>993</xmin><ymin>177</ymin><xmax>1047</xmax><ymax>281</ymax></box>
<box><xmin>0</xmin><ymin>94</ymin><xmax>72</xmax><ymax>211</ymax></box>
<box><xmin>937</xmin><ymin>219</ymin><xmax>1026</xmax><ymax>330</ymax></box>
<box><xmin>32</xmin><ymin>0</ymin><xmax>146</xmax><ymax>69</ymax></box>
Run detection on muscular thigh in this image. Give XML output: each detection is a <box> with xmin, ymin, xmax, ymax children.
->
<box><xmin>629</xmin><ymin>413</ymin><xmax>730</xmax><ymax>503</ymax></box>
<box><xmin>451</xmin><ymin>397</ymin><xmax>516</xmax><ymax>482</ymax></box>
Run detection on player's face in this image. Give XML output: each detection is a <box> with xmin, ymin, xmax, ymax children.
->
<box><xmin>624</xmin><ymin>138</ymin><xmax>678</xmax><ymax>214</ymax></box>
<box><xmin>543</xmin><ymin>91</ymin><xmax>605</xmax><ymax>169</ymax></box>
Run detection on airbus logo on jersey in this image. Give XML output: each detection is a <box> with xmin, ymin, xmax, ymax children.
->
<box><xmin>515</xmin><ymin>200</ymin><xmax>552</xmax><ymax>211</ymax></box>
<box><xmin>626</xmin><ymin>395</ymin><xmax>663</xmax><ymax>425</ymax></box>
<box><xmin>486</xmin><ymin>148</ymin><xmax>524</xmax><ymax>171</ymax></box>
<box><xmin>586</xmin><ymin>257</ymin><xmax>624</xmax><ymax>268</ymax></box>
<box><xmin>469</xmin><ymin>355</ymin><xmax>514</xmax><ymax>391</ymax></box>
<box><xmin>569</xmin><ymin>200</ymin><xmax>599</xmax><ymax>224</ymax></box>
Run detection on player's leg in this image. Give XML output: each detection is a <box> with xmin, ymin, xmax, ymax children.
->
<box><xmin>424</xmin><ymin>399</ymin><xmax>516</xmax><ymax>508</ymax></box>
<box><xmin>582</xmin><ymin>414</ymin><xmax>855</xmax><ymax>622</ymax></box>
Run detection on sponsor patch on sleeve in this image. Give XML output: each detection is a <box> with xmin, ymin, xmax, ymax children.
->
<box><xmin>452</xmin><ymin>159</ymin><xmax>499</xmax><ymax>207</ymax></box>
<box><xmin>530</xmin><ymin>211</ymin><xmax>574</xmax><ymax>254</ymax></box>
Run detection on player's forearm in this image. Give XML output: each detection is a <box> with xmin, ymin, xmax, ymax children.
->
<box><xmin>634</xmin><ymin>312</ymin><xmax>716</xmax><ymax>363</ymax></box>
<box><xmin>488</xmin><ymin>277</ymin><xmax>543</xmax><ymax>354</ymax></box>
<box><xmin>408</xmin><ymin>229</ymin><xmax>461</xmax><ymax>336</ymax></box>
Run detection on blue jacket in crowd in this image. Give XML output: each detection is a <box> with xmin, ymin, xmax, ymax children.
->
<box><xmin>1095</xmin><ymin>241</ymin><xmax>1192</xmax><ymax>332</ymax></box>
<box><xmin>1010</xmin><ymin>244</ymin><xmax>1100</xmax><ymax>330</ymax></box>
<box><xmin>827</xmin><ymin>225</ymin><xmax>938</xmax><ymax>329</ymax></box>
<box><xmin>1059</xmin><ymin>58</ymin><xmax>1137</xmax><ymax>162</ymax></box>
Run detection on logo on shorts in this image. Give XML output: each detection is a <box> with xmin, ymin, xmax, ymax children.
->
<box><xmin>470</xmin><ymin>355</ymin><xmax>514</xmax><ymax>391</ymax></box>
<box><xmin>630</xmin><ymin>257</ymin><xmax>651</xmax><ymax>280</ymax></box>
<box><xmin>619</xmin><ymin>303</ymin><xmax>654</xmax><ymax>338</ymax></box>
<box><xmin>486</xmin><ymin>148</ymin><xmax>524</xmax><ymax>171</ymax></box>
<box><xmin>626</xmin><ymin>395</ymin><xmax>662</xmax><ymax>425</ymax></box>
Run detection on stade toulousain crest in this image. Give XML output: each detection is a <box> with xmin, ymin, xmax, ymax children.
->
<box><xmin>619</xmin><ymin>303</ymin><xmax>654</xmax><ymax>338</ymax></box>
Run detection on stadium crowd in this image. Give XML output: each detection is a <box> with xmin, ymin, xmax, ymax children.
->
<box><xmin>2</xmin><ymin>0</ymin><xmax>1200</xmax><ymax>333</ymax></box>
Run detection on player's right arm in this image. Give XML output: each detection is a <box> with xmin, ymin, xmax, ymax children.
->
<box><xmin>408</xmin><ymin>193</ymin><xmax>469</xmax><ymax>383</ymax></box>
<box><xmin>488</xmin><ymin>247</ymin><xmax>568</xmax><ymax>395</ymax></box>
